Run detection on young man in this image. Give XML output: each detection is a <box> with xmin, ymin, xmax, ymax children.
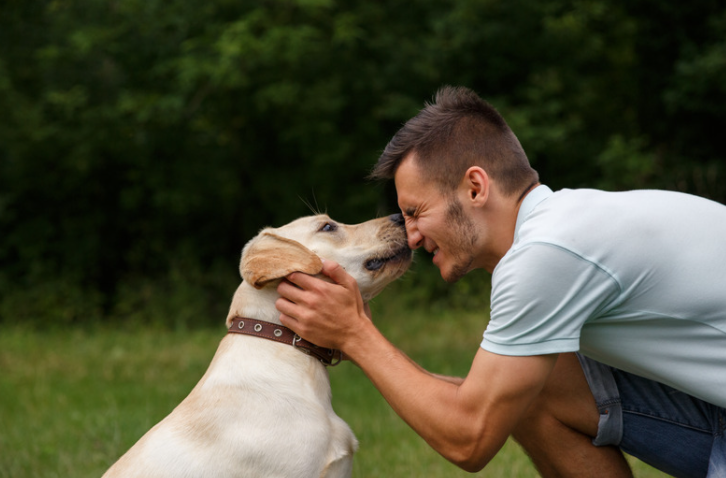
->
<box><xmin>276</xmin><ymin>86</ymin><xmax>726</xmax><ymax>477</ymax></box>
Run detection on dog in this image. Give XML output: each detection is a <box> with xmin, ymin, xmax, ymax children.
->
<box><xmin>103</xmin><ymin>213</ymin><xmax>412</xmax><ymax>478</ymax></box>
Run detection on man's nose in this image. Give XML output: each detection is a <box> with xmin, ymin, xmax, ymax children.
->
<box><xmin>404</xmin><ymin>222</ymin><xmax>423</xmax><ymax>250</ymax></box>
<box><xmin>407</xmin><ymin>229</ymin><xmax>423</xmax><ymax>250</ymax></box>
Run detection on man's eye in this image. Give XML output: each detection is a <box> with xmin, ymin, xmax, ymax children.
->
<box><xmin>319</xmin><ymin>222</ymin><xmax>337</xmax><ymax>232</ymax></box>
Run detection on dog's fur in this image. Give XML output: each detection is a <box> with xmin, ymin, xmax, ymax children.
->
<box><xmin>103</xmin><ymin>214</ymin><xmax>411</xmax><ymax>478</ymax></box>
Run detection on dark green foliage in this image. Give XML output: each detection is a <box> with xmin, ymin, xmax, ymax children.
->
<box><xmin>1</xmin><ymin>0</ymin><xmax>724</xmax><ymax>325</ymax></box>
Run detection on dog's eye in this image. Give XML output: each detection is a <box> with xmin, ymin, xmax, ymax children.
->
<box><xmin>319</xmin><ymin>222</ymin><xmax>337</xmax><ymax>233</ymax></box>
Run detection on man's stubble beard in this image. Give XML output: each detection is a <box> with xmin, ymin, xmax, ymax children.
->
<box><xmin>443</xmin><ymin>198</ymin><xmax>478</xmax><ymax>284</ymax></box>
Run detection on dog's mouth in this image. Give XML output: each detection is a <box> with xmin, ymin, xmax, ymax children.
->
<box><xmin>364</xmin><ymin>245</ymin><xmax>413</xmax><ymax>271</ymax></box>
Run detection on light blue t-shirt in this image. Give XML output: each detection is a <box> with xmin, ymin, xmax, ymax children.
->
<box><xmin>482</xmin><ymin>185</ymin><xmax>726</xmax><ymax>408</ymax></box>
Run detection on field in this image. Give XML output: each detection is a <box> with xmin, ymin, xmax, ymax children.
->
<box><xmin>0</xmin><ymin>301</ymin><xmax>668</xmax><ymax>477</ymax></box>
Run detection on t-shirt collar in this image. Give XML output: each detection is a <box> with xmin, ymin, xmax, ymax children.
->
<box><xmin>514</xmin><ymin>185</ymin><xmax>553</xmax><ymax>239</ymax></box>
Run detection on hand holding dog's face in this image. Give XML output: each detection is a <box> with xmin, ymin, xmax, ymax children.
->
<box><xmin>240</xmin><ymin>214</ymin><xmax>412</xmax><ymax>351</ymax></box>
<box><xmin>276</xmin><ymin>259</ymin><xmax>367</xmax><ymax>351</ymax></box>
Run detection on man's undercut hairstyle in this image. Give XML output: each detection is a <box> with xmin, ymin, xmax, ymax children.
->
<box><xmin>371</xmin><ymin>86</ymin><xmax>538</xmax><ymax>197</ymax></box>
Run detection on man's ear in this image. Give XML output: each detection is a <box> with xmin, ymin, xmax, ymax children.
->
<box><xmin>240</xmin><ymin>232</ymin><xmax>323</xmax><ymax>289</ymax></box>
<box><xmin>463</xmin><ymin>166</ymin><xmax>489</xmax><ymax>205</ymax></box>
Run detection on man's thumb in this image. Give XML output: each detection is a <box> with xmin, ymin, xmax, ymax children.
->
<box><xmin>320</xmin><ymin>259</ymin><xmax>352</xmax><ymax>286</ymax></box>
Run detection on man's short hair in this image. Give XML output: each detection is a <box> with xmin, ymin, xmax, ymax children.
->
<box><xmin>370</xmin><ymin>86</ymin><xmax>538</xmax><ymax>197</ymax></box>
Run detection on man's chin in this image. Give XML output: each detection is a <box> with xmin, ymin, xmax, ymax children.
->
<box><xmin>439</xmin><ymin>264</ymin><xmax>468</xmax><ymax>284</ymax></box>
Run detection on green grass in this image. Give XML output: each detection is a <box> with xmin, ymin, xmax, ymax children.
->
<box><xmin>0</xmin><ymin>303</ymin><xmax>669</xmax><ymax>477</ymax></box>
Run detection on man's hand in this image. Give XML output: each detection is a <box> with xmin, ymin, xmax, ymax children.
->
<box><xmin>276</xmin><ymin>260</ymin><xmax>370</xmax><ymax>350</ymax></box>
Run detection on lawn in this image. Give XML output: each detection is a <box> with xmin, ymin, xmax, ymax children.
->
<box><xmin>0</xmin><ymin>302</ymin><xmax>668</xmax><ymax>477</ymax></box>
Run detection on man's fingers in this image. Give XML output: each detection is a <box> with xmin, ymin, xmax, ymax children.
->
<box><xmin>320</xmin><ymin>260</ymin><xmax>357</xmax><ymax>288</ymax></box>
<box><xmin>282</xmin><ymin>271</ymin><xmax>318</xmax><ymax>291</ymax></box>
<box><xmin>278</xmin><ymin>309</ymin><xmax>299</xmax><ymax>331</ymax></box>
<box><xmin>274</xmin><ymin>295</ymin><xmax>294</xmax><ymax>316</ymax></box>
<box><xmin>274</xmin><ymin>261</ymin><xmax>363</xmax><ymax>350</ymax></box>
<box><xmin>277</xmin><ymin>278</ymin><xmax>303</xmax><ymax>301</ymax></box>
<box><xmin>276</xmin><ymin>298</ymin><xmax>303</xmax><ymax>328</ymax></box>
<box><xmin>277</xmin><ymin>298</ymin><xmax>320</xmax><ymax>342</ymax></box>
<box><xmin>280</xmin><ymin>260</ymin><xmax>354</xmax><ymax>293</ymax></box>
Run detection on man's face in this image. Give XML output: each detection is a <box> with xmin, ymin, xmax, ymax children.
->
<box><xmin>394</xmin><ymin>156</ymin><xmax>478</xmax><ymax>283</ymax></box>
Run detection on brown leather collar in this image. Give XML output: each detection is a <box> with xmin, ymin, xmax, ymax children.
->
<box><xmin>227</xmin><ymin>316</ymin><xmax>346</xmax><ymax>366</ymax></box>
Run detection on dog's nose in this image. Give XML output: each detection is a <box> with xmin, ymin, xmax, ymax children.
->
<box><xmin>389</xmin><ymin>213</ymin><xmax>405</xmax><ymax>227</ymax></box>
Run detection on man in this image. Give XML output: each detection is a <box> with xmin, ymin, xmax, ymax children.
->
<box><xmin>276</xmin><ymin>86</ymin><xmax>726</xmax><ymax>477</ymax></box>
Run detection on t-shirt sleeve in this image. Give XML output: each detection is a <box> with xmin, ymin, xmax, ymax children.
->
<box><xmin>482</xmin><ymin>243</ymin><xmax>621</xmax><ymax>356</ymax></box>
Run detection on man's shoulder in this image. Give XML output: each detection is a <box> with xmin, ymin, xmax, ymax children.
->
<box><xmin>504</xmin><ymin>185</ymin><xmax>726</xmax><ymax>284</ymax></box>
<box><xmin>520</xmin><ymin>187</ymin><xmax>713</xmax><ymax>241</ymax></box>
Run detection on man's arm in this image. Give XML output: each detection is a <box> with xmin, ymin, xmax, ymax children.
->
<box><xmin>276</xmin><ymin>261</ymin><xmax>557</xmax><ymax>472</ymax></box>
<box><xmin>351</xmin><ymin>328</ymin><xmax>556</xmax><ymax>471</ymax></box>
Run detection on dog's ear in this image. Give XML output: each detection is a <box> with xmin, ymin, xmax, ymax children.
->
<box><xmin>240</xmin><ymin>232</ymin><xmax>323</xmax><ymax>289</ymax></box>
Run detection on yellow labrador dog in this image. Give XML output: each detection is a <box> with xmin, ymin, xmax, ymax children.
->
<box><xmin>103</xmin><ymin>214</ymin><xmax>412</xmax><ymax>478</ymax></box>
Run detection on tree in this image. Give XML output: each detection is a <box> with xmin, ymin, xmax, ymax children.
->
<box><xmin>1</xmin><ymin>0</ymin><xmax>724</xmax><ymax>325</ymax></box>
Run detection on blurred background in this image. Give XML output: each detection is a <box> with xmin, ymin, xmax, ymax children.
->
<box><xmin>2</xmin><ymin>3</ymin><xmax>721</xmax><ymax>475</ymax></box>
<box><xmin>2</xmin><ymin>0</ymin><xmax>725</xmax><ymax>327</ymax></box>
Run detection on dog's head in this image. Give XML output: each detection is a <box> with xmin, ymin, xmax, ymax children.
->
<box><xmin>240</xmin><ymin>214</ymin><xmax>412</xmax><ymax>301</ymax></box>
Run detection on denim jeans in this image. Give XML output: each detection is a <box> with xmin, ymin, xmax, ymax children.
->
<box><xmin>577</xmin><ymin>354</ymin><xmax>726</xmax><ymax>478</ymax></box>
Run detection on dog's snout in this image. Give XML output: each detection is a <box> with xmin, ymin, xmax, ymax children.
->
<box><xmin>389</xmin><ymin>213</ymin><xmax>405</xmax><ymax>228</ymax></box>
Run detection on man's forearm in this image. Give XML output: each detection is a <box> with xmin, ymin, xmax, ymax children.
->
<box><xmin>400</xmin><ymin>351</ymin><xmax>465</xmax><ymax>384</ymax></box>
<box><xmin>342</xmin><ymin>322</ymin><xmax>504</xmax><ymax>471</ymax></box>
